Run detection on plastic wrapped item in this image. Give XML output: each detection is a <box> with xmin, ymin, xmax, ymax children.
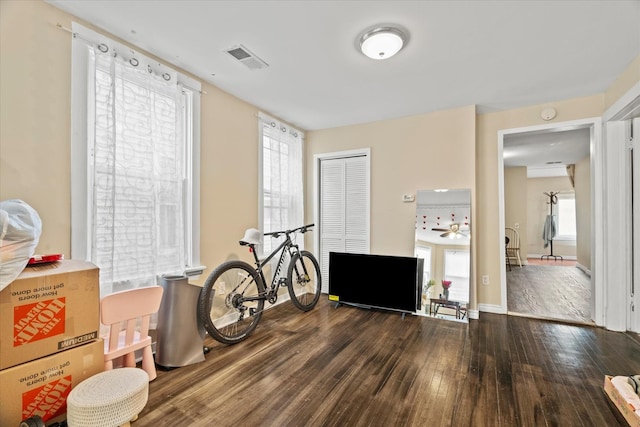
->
<box><xmin>0</xmin><ymin>199</ymin><xmax>42</xmax><ymax>291</ymax></box>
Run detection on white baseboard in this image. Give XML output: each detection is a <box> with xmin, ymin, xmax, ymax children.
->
<box><xmin>478</xmin><ymin>303</ymin><xmax>507</xmax><ymax>315</ymax></box>
<box><xmin>576</xmin><ymin>263</ymin><xmax>591</xmax><ymax>277</ymax></box>
<box><xmin>468</xmin><ymin>309</ymin><xmax>480</xmax><ymax>320</ymax></box>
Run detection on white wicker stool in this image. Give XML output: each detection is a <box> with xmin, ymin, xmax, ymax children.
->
<box><xmin>66</xmin><ymin>368</ymin><xmax>149</xmax><ymax>427</ymax></box>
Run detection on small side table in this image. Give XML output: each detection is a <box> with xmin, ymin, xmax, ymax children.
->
<box><xmin>430</xmin><ymin>298</ymin><xmax>462</xmax><ymax>319</ymax></box>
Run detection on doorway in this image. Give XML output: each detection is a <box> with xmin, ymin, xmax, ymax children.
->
<box><xmin>497</xmin><ymin>118</ymin><xmax>601</xmax><ymax>325</ymax></box>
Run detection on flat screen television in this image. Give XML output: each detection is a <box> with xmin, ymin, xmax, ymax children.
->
<box><xmin>328</xmin><ymin>252</ymin><xmax>422</xmax><ymax>314</ymax></box>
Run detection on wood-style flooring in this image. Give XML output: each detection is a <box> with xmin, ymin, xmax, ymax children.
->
<box><xmin>137</xmin><ymin>298</ymin><xmax>640</xmax><ymax>426</ymax></box>
<box><xmin>507</xmin><ymin>263</ymin><xmax>591</xmax><ymax>324</ymax></box>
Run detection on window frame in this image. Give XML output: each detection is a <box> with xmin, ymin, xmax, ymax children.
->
<box><xmin>554</xmin><ymin>192</ymin><xmax>577</xmax><ymax>242</ymax></box>
<box><xmin>257</xmin><ymin>112</ymin><xmax>304</xmax><ymax>257</ymax></box>
<box><xmin>70</xmin><ymin>22</ymin><xmax>203</xmax><ymax>293</ymax></box>
<box><xmin>443</xmin><ymin>249</ymin><xmax>470</xmax><ymax>303</ymax></box>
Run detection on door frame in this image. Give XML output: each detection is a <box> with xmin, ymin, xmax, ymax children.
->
<box><xmin>497</xmin><ymin>117</ymin><xmax>603</xmax><ymax>324</ymax></box>
<box><xmin>603</xmin><ymin>82</ymin><xmax>640</xmax><ymax>332</ymax></box>
<box><xmin>313</xmin><ymin>148</ymin><xmax>371</xmax><ymax>293</ymax></box>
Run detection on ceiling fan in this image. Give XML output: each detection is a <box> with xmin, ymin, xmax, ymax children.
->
<box><xmin>432</xmin><ymin>223</ymin><xmax>469</xmax><ymax>239</ymax></box>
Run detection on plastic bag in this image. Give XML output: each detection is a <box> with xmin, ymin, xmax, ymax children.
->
<box><xmin>0</xmin><ymin>199</ymin><xmax>42</xmax><ymax>291</ymax></box>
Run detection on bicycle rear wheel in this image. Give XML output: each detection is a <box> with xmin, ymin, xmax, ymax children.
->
<box><xmin>198</xmin><ymin>260</ymin><xmax>265</xmax><ymax>345</ymax></box>
<box><xmin>287</xmin><ymin>250</ymin><xmax>322</xmax><ymax>311</ymax></box>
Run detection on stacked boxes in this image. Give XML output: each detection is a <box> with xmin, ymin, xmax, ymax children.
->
<box><xmin>0</xmin><ymin>260</ymin><xmax>103</xmax><ymax>426</ymax></box>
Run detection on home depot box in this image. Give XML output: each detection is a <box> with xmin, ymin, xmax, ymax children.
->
<box><xmin>604</xmin><ymin>375</ymin><xmax>640</xmax><ymax>427</ymax></box>
<box><xmin>0</xmin><ymin>339</ymin><xmax>104</xmax><ymax>426</ymax></box>
<box><xmin>0</xmin><ymin>260</ymin><xmax>100</xmax><ymax>369</ymax></box>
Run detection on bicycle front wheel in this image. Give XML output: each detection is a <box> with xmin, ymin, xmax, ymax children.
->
<box><xmin>198</xmin><ymin>260</ymin><xmax>265</xmax><ymax>345</ymax></box>
<box><xmin>287</xmin><ymin>250</ymin><xmax>322</xmax><ymax>311</ymax></box>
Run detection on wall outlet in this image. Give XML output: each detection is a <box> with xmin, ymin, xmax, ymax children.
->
<box><xmin>482</xmin><ymin>275</ymin><xmax>489</xmax><ymax>285</ymax></box>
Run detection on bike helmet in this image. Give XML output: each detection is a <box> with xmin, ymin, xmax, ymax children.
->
<box><xmin>240</xmin><ymin>228</ymin><xmax>262</xmax><ymax>245</ymax></box>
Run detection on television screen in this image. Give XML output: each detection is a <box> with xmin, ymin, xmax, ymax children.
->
<box><xmin>328</xmin><ymin>252</ymin><xmax>420</xmax><ymax>314</ymax></box>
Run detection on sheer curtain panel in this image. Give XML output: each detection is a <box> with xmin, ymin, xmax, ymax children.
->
<box><xmin>259</xmin><ymin>113</ymin><xmax>304</xmax><ymax>256</ymax></box>
<box><xmin>90</xmin><ymin>52</ymin><xmax>185</xmax><ymax>295</ymax></box>
<box><xmin>71</xmin><ymin>23</ymin><xmax>201</xmax><ymax>297</ymax></box>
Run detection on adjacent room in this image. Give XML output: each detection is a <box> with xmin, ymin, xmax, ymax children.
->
<box><xmin>1</xmin><ymin>1</ymin><xmax>640</xmax><ymax>426</ymax></box>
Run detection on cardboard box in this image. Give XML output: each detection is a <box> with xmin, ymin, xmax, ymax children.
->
<box><xmin>604</xmin><ymin>375</ymin><xmax>640</xmax><ymax>427</ymax></box>
<box><xmin>0</xmin><ymin>260</ymin><xmax>100</xmax><ymax>369</ymax></box>
<box><xmin>0</xmin><ymin>339</ymin><xmax>104</xmax><ymax>426</ymax></box>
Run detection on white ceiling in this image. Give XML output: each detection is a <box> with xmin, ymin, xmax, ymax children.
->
<box><xmin>46</xmin><ymin>0</ymin><xmax>640</xmax><ymax>131</ymax></box>
<box><xmin>503</xmin><ymin>127</ymin><xmax>591</xmax><ymax>172</ymax></box>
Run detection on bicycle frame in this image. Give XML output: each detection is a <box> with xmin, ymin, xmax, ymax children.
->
<box><xmin>241</xmin><ymin>226</ymin><xmax>311</xmax><ymax>304</ymax></box>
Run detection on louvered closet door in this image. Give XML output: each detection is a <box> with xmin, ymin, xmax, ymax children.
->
<box><xmin>319</xmin><ymin>155</ymin><xmax>369</xmax><ymax>293</ymax></box>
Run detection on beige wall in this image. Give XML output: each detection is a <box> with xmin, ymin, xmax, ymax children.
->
<box><xmin>574</xmin><ymin>156</ymin><xmax>591</xmax><ymax>270</ymax></box>
<box><xmin>0</xmin><ymin>1</ymin><xmax>265</xmax><ymax>284</ymax></box>
<box><xmin>503</xmin><ymin>167</ymin><xmax>528</xmax><ymax>261</ymax></box>
<box><xmin>526</xmin><ymin>176</ymin><xmax>575</xmax><ymax>257</ymax></box>
<box><xmin>306</xmin><ymin>106</ymin><xmax>476</xmax><ymax>255</ymax></box>
<box><xmin>476</xmin><ymin>94</ymin><xmax>604</xmax><ymax>307</ymax></box>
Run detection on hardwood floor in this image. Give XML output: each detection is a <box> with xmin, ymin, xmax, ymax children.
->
<box><xmin>137</xmin><ymin>298</ymin><xmax>640</xmax><ymax>426</ymax></box>
<box><xmin>506</xmin><ymin>264</ymin><xmax>591</xmax><ymax>324</ymax></box>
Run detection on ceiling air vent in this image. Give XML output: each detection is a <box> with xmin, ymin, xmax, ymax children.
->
<box><xmin>225</xmin><ymin>44</ymin><xmax>269</xmax><ymax>70</ymax></box>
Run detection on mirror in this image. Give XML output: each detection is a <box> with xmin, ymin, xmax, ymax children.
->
<box><xmin>414</xmin><ymin>189</ymin><xmax>471</xmax><ymax>322</ymax></box>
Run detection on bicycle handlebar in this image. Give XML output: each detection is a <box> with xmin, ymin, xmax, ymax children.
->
<box><xmin>265</xmin><ymin>223</ymin><xmax>314</xmax><ymax>238</ymax></box>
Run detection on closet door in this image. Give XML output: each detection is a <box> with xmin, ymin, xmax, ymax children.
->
<box><xmin>318</xmin><ymin>154</ymin><xmax>370</xmax><ymax>293</ymax></box>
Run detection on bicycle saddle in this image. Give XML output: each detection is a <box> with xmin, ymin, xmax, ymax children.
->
<box><xmin>240</xmin><ymin>228</ymin><xmax>262</xmax><ymax>246</ymax></box>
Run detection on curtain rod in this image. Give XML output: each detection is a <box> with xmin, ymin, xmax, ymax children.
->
<box><xmin>55</xmin><ymin>22</ymin><xmax>207</xmax><ymax>95</ymax></box>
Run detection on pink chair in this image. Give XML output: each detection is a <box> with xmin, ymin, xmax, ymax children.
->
<box><xmin>100</xmin><ymin>286</ymin><xmax>164</xmax><ymax>381</ymax></box>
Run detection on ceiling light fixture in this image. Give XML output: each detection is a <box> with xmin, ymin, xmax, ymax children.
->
<box><xmin>359</xmin><ymin>26</ymin><xmax>406</xmax><ymax>60</ymax></box>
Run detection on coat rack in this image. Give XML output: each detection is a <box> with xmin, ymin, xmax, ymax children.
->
<box><xmin>541</xmin><ymin>191</ymin><xmax>563</xmax><ymax>261</ymax></box>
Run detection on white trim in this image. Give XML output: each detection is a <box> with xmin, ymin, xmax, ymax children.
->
<box><xmin>467</xmin><ymin>309</ymin><xmax>479</xmax><ymax>320</ymax></box>
<box><xmin>478</xmin><ymin>303</ymin><xmax>507</xmax><ymax>315</ymax></box>
<box><xmin>603</xmin><ymin>81</ymin><xmax>640</xmax><ymax>122</ymax></box>
<box><xmin>632</xmin><ymin>117</ymin><xmax>640</xmax><ymax>333</ymax></box>
<box><xmin>576</xmin><ymin>263</ymin><xmax>591</xmax><ymax>278</ymax></box>
<box><xmin>604</xmin><ymin>121</ymin><xmax>632</xmax><ymax>332</ymax></box>
<box><xmin>498</xmin><ymin>117</ymin><xmax>602</xmax><ymax>324</ymax></box>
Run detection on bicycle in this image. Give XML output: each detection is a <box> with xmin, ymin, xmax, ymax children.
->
<box><xmin>197</xmin><ymin>224</ymin><xmax>321</xmax><ymax>344</ymax></box>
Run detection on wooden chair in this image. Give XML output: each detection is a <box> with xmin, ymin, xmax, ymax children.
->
<box><xmin>505</xmin><ymin>227</ymin><xmax>523</xmax><ymax>267</ymax></box>
<box><xmin>101</xmin><ymin>286</ymin><xmax>164</xmax><ymax>381</ymax></box>
<box><xmin>505</xmin><ymin>236</ymin><xmax>512</xmax><ymax>271</ymax></box>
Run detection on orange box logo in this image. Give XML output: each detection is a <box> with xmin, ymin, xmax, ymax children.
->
<box><xmin>22</xmin><ymin>375</ymin><xmax>72</xmax><ymax>421</ymax></box>
<box><xmin>14</xmin><ymin>298</ymin><xmax>66</xmax><ymax>346</ymax></box>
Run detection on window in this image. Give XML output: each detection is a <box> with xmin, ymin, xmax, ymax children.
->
<box><xmin>258</xmin><ymin>113</ymin><xmax>304</xmax><ymax>256</ymax></box>
<box><xmin>443</xmin><ymin>249</ymin><xmax>470</xmax><ymax>302</ymax></box>
<box><xmin>71</xmin><ymin>23</ymin><xmax>201</xmax><ymax>296</ymax></box>
<box><xmin>556</xmin><ymin>193</ymin><xmax>577</xmax><ymax>240</ymax></box>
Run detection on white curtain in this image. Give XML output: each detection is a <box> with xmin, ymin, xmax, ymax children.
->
<box><xmin>90</xmin><ymin>48</ymin><xmax>186</xmax><ymax>296</ymax></box>
<box><xmin>259</xmin><ymin>114</ymin><xmax>304</xmax><ymax>256</ymax></box>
